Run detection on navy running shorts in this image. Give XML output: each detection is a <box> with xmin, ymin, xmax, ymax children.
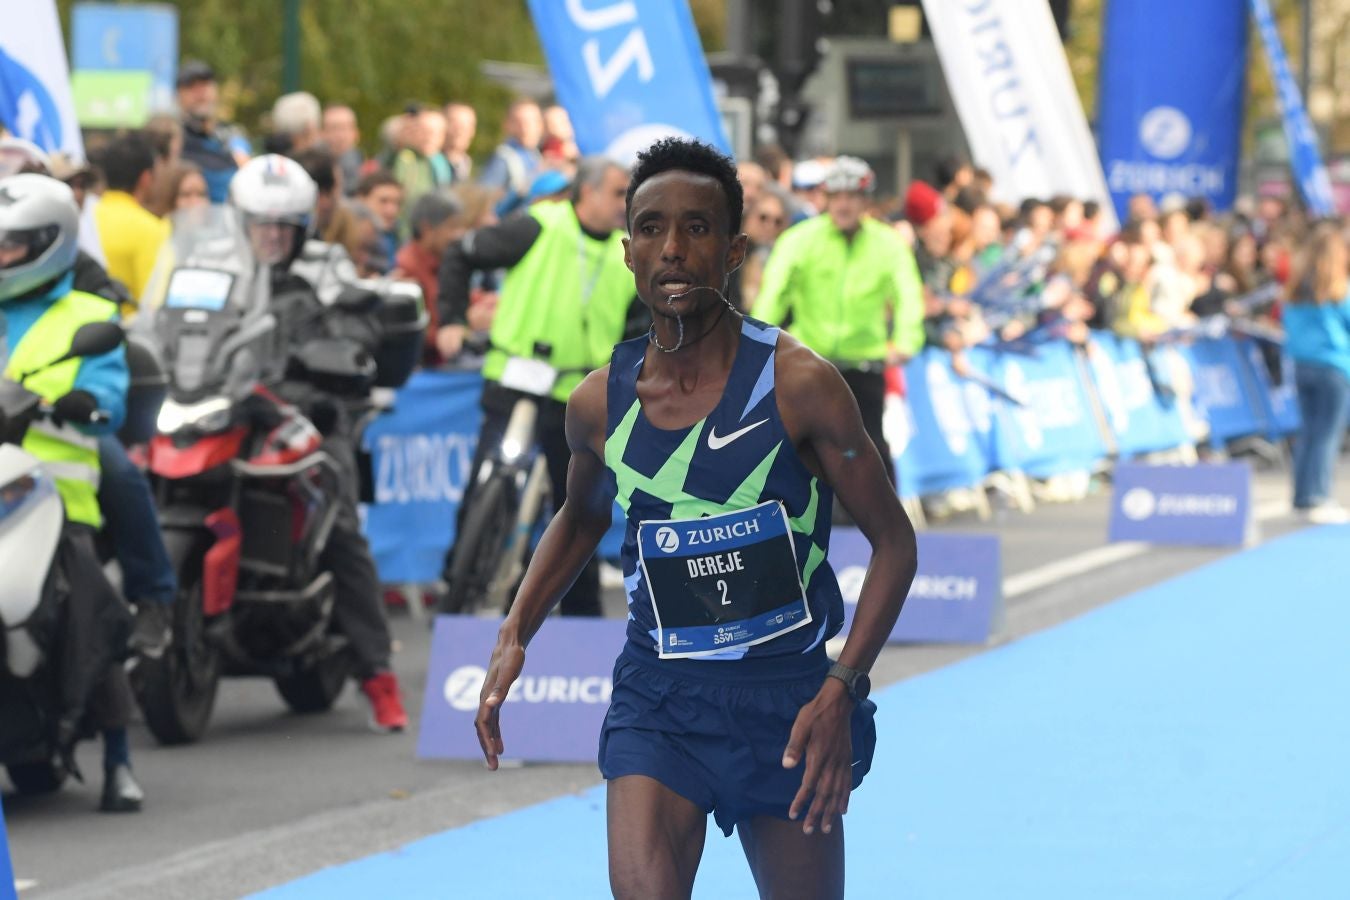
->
<box><xmin>599</xmin><ymin>644</ymin><xmax>878</xmax><ymax>837</ymax></box>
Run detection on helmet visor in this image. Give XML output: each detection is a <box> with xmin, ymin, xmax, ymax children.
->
<box><xmin>0</xmin><ymin>224</ymin><xmax>60</xmax><ymax>270</ymax></box>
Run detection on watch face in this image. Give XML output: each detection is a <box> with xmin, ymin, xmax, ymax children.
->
<box><xmin>854</xmin><ymin>672</ymin><xmax>871</xmax><ymax>702</ymax></box>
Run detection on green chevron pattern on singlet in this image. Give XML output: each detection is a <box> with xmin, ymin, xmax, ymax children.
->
<box><xmin>606</xmin><ymin>397</ymin><xmax>828</xmax><ymax>589</ymax></box>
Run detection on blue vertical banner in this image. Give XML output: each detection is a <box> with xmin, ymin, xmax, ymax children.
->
<box><xmin>1097</xmin><ymin>0</ymin><xmax>1247</xmax><ymax>219</ymax></box>
<box><xmin>1249</xmin><ymin>0</ymin><xmax>1336</xmax><ymax>218</ymax></box>
<box><xmin>526</xmin><ymin>0</ymin><xmax>730</xmax><ymax>164</ymax></box>
<box><xmin>0</xmin><ymin>795</ymin><xmax>13</xmax><ymax>900</ymax></box>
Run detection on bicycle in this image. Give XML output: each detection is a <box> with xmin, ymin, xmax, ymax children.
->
<box><xmin>439</xmin><ymin>341</ymin><xmax>587</xmax><ymax>615</ymax></box>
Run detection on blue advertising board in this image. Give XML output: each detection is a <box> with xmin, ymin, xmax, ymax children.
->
<box><xmin>417</xmin><ymin>615</ymin><xmax>628</xmax><ymax>763</ymax></box>
<box><xmin>1097</xmin><ymin>0</ymin><xmax>1247</xmax><ymax>218</ymax></box>
<box><xmin>989</xmin><ymin>342</ymin><xmax>1108</xmax><ymax>479</ymax></box>
<box><xmin>362</xmin><ymin>370</ymin><xmax>482</xmax><ymax>585</ymax></box>
<box><xmin>832</xmin><ymin>529</ymin><xmax>1001</xmax><ymax>645</ymax></box>
<box><xmin>72</xmin><ymin>3</ymin><xmax>178</xmax><ymax>113</ymax></box>
<box><xmin>895</xmin><ymin>349</ymin><xmax>994</xmax><ymax>495</ymax></box>
<box><xmin>1108</xmin><ymin>462</ymin><xmax>1253</xmax><ymax>547</ymax></box>
<box><xmin>526</xmin><ymin>0</ymin><xmax>730</xmax><ymax>163</ymax></box>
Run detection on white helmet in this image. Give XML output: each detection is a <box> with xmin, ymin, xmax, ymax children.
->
<box><xmin>0</xmin><ymin>174</ymin><xmax>80</xmax><ymax>302</ymax></box>
<box><xmin>0</xmin><ymin>136</ymin><xmax>48</xmax><ymax>178</ymax></box>
<box><xmin>822</xmin><ymin>156</ymin><xmax>875</xmax><ymax>195</ymax></box>
<box><xmin>229</xmin><ymin>154</ymin><xmax>318</xmax><ymax>266</ymax></box>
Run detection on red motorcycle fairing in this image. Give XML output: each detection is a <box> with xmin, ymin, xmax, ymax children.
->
<box><xmin>149</xmin><ymin>428</ymin><xmax>248</xmax><ymax>479</ymax></box>
<box><xmin>248</xmin><ymin>410</ymin><xmax>324</xmax><ymax>468</ymax></box>
<box><xmin>202</xmin><ymin>508</ymin><xmax>242</xmax><ymax>617</ymax></box>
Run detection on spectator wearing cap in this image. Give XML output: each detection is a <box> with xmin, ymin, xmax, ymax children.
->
<box><xmin>478</xmin><ymin>99</ymin><xmax>544</xmax><ymax>218</ymax></box>
<box><xmin>752</xmin><ymin>156</ymin><xmax>924</xmax><ymax>484</ymax></box>
<box><xmin>176</xmin><ymin>60</ymin><xmax>249</xmax><ymax>203</ymax></box>
<box><xmin>322</xmin><ymin>104</ymin><xmax>364</xmax><ymax>196</ymax></box>
<box><xmin>444</xmin><ymin>102</ymin><xmax>477</xmax><ymax>183</ymax></box>
<box><xmin>789</xmin><ymin>159</ymin><xmax>828</xmax><ymax>223</ymax></box>
<box><xmin>393</xmin><ymin>190</ymin><xmax>468</xmax><ymax>365</ymax></box>
<box><xmin>92</xmin><ymin>130</ymin><xmax>171</xmax><ymax>306</ymax></box>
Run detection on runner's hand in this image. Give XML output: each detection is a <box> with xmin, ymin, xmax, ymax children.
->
<box><xmin>782</xmin><ymin>680</ymin><xmax>854</xmax><ymax>835</ymax></box>
<box><xmin>474</xmin><ymin>640</ymin><xmax>525</xmax><ymax>770</ymax></box>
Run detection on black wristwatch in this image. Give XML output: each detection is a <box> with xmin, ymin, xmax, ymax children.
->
<box><xmin>826</xmin><ymin>662</ymin><xmax>871</xmax><ymax>704</ymax></box>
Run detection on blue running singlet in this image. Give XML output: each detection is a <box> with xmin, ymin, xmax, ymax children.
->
<box><xmin>604</xmin><ymin>316</ymin><xmax>844</xmax><ymax>663</ymax></box>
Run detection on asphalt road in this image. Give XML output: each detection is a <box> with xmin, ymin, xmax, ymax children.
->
<box><xmin>5</xmin><ymin>456</ymin><xmax>1342</xmax><ymax>899</ymax></box>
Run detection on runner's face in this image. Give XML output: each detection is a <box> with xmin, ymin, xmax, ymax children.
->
<box><xmin>624</xmin><ymin>170</ymin><xmax>746</xmax><ymax>318</ymax></box>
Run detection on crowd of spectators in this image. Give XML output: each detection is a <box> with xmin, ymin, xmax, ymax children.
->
<box><xmin>2</xmin><ymin>56</ymin><xmax>1343</xmax><ymax>517</ymax></box>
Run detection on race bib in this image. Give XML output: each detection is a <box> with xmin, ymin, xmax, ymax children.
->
<box><xmin>638</xmin><ymin>501</ymin><xmax>812</xmax><ymax>659</ymax></box>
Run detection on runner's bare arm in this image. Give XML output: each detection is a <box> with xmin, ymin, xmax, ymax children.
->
<box><xmin>474</xmin><ymin>367</ymin><xmax>614</xmax><ymax>769</ymax></box>
<box><xmin>775</xmin><ymin>336</ymin><xmax>918</xmax><ymax>833</ymax></box>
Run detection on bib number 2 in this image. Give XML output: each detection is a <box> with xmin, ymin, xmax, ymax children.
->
<box><xmin>638</xmin><ymin>501</ymin><xmax>812</xmax><ymax>659</ymax></box>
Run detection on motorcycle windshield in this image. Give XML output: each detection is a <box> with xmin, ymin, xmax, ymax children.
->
<box><xmin>139</xmin><ymin>206</ymin><xmax>266</xmax><ymax>319</ymax></box>
<box><xmin>136</xmin><ymin>206</ymin><xmax>277</xmax><ymax>402</ymax></box>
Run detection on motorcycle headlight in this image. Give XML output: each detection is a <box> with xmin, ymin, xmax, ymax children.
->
<box><xmin>157</xmin><ymin>397</ymin><xmax>233</xmax><ymax>435</ymax></box>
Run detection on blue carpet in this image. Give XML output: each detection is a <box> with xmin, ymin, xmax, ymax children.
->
<box><xmin>255</xmin><ymin>525</ymin><xmax>1350</xmax><ymax>899</ymax></box>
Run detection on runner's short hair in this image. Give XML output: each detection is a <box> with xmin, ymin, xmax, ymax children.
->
<box><xmin>627</xmin><ymin>137</ymin><xmax>743</xmax><ymax>235</ymax></box>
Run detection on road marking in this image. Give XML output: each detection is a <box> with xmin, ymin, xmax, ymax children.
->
<box><xmin>1004</xmin><ymin>499</ymin><xmax>1292</xmax><ymax>612</ymax></box>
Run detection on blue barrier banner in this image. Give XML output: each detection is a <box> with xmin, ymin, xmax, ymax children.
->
<box><xmin>989</xmin><ymin>342</ymin><xmax>1108</xmax><ymax>478</ymax></box>
<box><xmin>1181</xmin><ymin>337</ymin><xmax>1264</xmax><ymax>443</ymax></box>
<box><xmin>896</xmin><ymin>349</ymin><xmax>994</xmax><ymax>495</ymax></box>
<box><xmin>1109</xmin><ymin>462</ymin><xmax>1253</xmax><ymax>546</ymax></box>
<box><xmin>362</xmin><ymin>370</ymin><xmax>482</xmax><ymax>585</ymax></box>
<box><xmin>832</xmin><ymin>529</ymin><xmax>1001</xmax><ymax>645</ymax></box>
<box><xmin>1085</xmin><ymin>334</ymin><xmax>1191</xmax><ymax>457</ymax></box>
<box><xmin>526</xmin><ymin>0</ymin><xmax>729</xmax><ymax>164</ymax></box>
<box><xmin>417</xmin><ymin>615</ymin><xmax>627</xmax><ymax>762</ymax></box>
<box><xmin>1250</xmin><ymin>0</ymin><xmax>1336</xmax><ymax>218</ymax></box>
<box><xmin>0</xmin><ymin>795</ymin><xmax>13</xmax><ymax>900</ymax></box>
<box><xmin>1097</xmin><ymin>0</ymin><xmax>1247</xmax><ymax>219</ymax></box>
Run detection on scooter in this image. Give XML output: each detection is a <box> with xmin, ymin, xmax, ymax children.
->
<box><xmin>0</xmin><ymin>321</ymin><xmax>130</xmax><ymax>794</ymax></box>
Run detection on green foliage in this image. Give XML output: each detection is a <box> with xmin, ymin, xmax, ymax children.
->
<box><xmin>56</xmin><ymin>0</ymin><xmax>728</xmax><ymax>158</ymax></box>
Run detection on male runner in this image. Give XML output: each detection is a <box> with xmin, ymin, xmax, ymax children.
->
<box><xmin>474</xmin><ymin>138</ymin><xmax>917</xmax><ymax>899</ymax></box>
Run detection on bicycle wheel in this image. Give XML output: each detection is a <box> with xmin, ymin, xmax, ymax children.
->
<box><xmin>440</xmin><ymin>476</ymin><xmax>515</xmax><ymax>615</ymax></box>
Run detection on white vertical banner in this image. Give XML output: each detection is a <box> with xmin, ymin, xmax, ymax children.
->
<box><xmin>0</xmin><ymin>0</ymin><xmax>85</xmax><ymax>160</ymax></box>
<box><xmin>920</xmin><ymin>0</ymin><xmax>1116</xmax><ymax>230</ymax></box>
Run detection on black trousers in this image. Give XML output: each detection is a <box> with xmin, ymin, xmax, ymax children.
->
<box><xmin>449</xmin><ymin>383</ymin><xmax>601</xmax><ymax>616</ymax></box>
<box><xmin>320</xmin><ymin>435</ymin><xmax>394</xmax><ymax>679</ymax></box>
<box><xmin>838</xmin><ymin>367</ymin><xmax>895</xmax><ymax>485</ymax></box>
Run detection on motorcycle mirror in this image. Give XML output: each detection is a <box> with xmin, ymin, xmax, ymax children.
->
<box><xmin>66</xmin><ymin>321</ymin><xmax>126</xmax><ymax>360</ymax></box>
<box><xmin>21</xmin><ymin>321</ymin><xmax>126</xmax><ymax>384</ymax></box>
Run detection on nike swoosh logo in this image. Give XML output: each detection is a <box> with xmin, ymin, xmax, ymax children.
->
<box><xmin>707</xmin><ymin>419</ymin><xmax>769</xmax><ymax>450</ymax></box>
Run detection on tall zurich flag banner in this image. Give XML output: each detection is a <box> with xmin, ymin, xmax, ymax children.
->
<box><xmin>0</xmin><ymin>0</ymin><xmax>85</xmax><ymax>160</ymax></box>
<box><xmin>527</xmin><ymin>0</ymin><xmax>730</xmax><ymax>165</ymax></box>
<box><xmin>920</xmin><ymin>0</ymin><xmax>1117</xmax><ymax>231</ymax></box>
<box><xmin>1097</xmin><ymin>0</ymin><xmax>1247</xmax><ymax>220</ymax></box>
<box><xmin>1250</xmin><ymin>0</ymin><xmax>1336</xmax><ymax>218</ymax></box>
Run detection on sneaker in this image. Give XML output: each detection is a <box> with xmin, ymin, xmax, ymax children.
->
<box><xmin>129</xmin><ymin>602</ymin><xmax>172</xmax><ymax>660</ymax></box>
<box><xmin>360</xmin><ymin>671</ymin><xmax>408</xmax><ymax>733</ymax></box>
<box><xmin>1304</xmin><ymin>502</ymin><xmax>1350</xmax><ymax>525</ymax></box>
<box><xmin>99</xmin><ymin>764</ymin><xmax>144</xmax><ymax>813</ymax></box>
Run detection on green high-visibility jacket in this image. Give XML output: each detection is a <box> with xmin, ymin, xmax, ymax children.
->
<box><xmin>483</xmin><ymin>201</ymin><xmax>633</xmax><ymax>403</ymax></box>
<box><xmin>751</xmin><ymin>215</ymin><xmax>924</xmax><ymax>364</ymax></box>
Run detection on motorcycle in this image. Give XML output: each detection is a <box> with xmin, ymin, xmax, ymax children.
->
<box><xmin>131</xmin><ymin>207</ymin><xmax>423</xmax><ymax>745</ymax></box>
<box><xmin>0</xmin><ymin>321</ymin><xmax>130</xmax><ymax>794</ymax></box>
